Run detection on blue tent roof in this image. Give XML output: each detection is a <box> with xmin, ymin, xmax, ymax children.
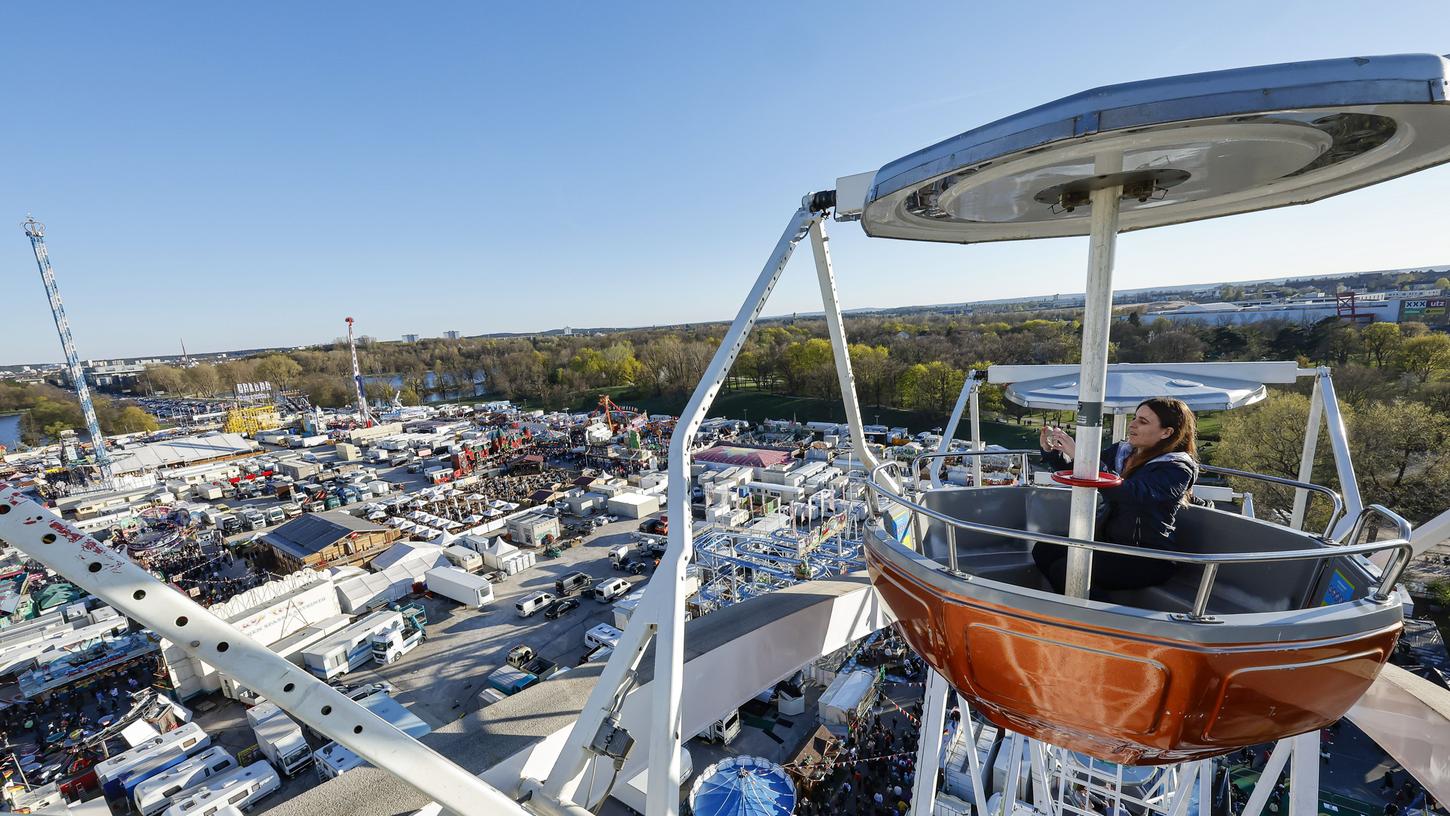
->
<box><xmin>688</xmin><ymin>756</ymin><xmax>796</xmax><ymax>816</ymax></box>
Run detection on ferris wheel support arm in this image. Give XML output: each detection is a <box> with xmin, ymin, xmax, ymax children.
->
<box><xmin>910</xmin><ymin>668</ymin><xmax>950</xmax><ymax>816</ymax></box>
<box><xmin>1316</xmin><ymin>370</ymin><xmax>1364</xmax><ymax>539</ymax></box>
<box><xmin>930</xmin><ymin>371</ymin><xmax>978</xmax><ymax>489</ymax></box>
<box><xmin>0</xmin><ymin>484</ymin><xmax>531</xmax><ymax>816</ymax></box>
<box><xmin>1064</xmin><ymin>164</ymin><xmax>1123</xmax><ymax>599</ymax></box>
<box><xmin>809</xmin><ymin>218</ymin><xmax>896</xmax><ymax>493</ymax></box>
<box><xmin>633</xmin><ymin>203</ymin><xmax>820</xmax><ymax>816</ymax></box>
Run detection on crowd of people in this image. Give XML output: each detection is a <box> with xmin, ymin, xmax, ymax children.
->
<box><xmin>125</xmin><ymin>535</ymin><xmax>263</xmax><ymax>607</ymax></box>
<box><xmin>795</xmin><ymin>706</ymin><xmax>923</xmax><ymax>816</ymax></box>
<box><xmin>0</xmin><ymin>655</ymin><xmax>162</xmax><ymax>782</ymax></box>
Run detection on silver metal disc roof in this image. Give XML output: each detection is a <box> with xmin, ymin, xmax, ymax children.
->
<box><xmin>862</xmin><ymin>53</ymin><xmax>1450</xmax><ymax>243</ymax></box>
<box><xmin>1005</xmin><ymin>368</ymin><xmax>1268</xmax><ymax>413</ymax></box>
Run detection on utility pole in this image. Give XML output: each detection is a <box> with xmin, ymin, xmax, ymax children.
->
<box><xmin>22</xmin><ymin>217</ymin><xmax>114</xmax><ymax>488</ymax></box>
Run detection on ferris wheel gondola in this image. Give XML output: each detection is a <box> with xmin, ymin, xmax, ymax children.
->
<box><xmin>850</xmin><ymin>53</ymin><xmax>1449</xmax><ymax>764</ymax></box>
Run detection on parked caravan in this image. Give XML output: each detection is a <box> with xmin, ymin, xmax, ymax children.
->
<box><xmin>133</xmin><ymin>747</ymin><xmax>237</xmax><ymax>816</ymax></box>
<box><xmin>583</xmin><ymin>623</ymin><xmax>622</xmax><ymax>652</ymax></box>
<box><xmin>161</xmin><ymin>761</ymin><xmax>280</xmax><ymax>816</ymax></box>
<box><xmin>313</xmin><ymin>692</ymin><xmax>430</xmax><ymax>780</ymax></box>
<box><xmin>93</xmin><ymin>722</ymin><xmax>210</xmax><ymax>800</ymax></box>
<box><xmin>300</xmin><ymin>611</ymin><xmax>402</xmax><ymax>680</ymax></box>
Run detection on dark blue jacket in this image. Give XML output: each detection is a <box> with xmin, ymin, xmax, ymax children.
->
<box><xmin>1041</xmin><ymin>441</ymin><xmax>1197</xmax><ymax>550</ymax></box>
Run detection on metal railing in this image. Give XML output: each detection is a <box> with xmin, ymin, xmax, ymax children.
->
<box><xmin>864</xmin><ymin>457</ymin><xmax>1413</xmax><ymax>618</ymax></box>
<box><xmin>1198</xmin><ymin>463</ymin><xmax>1344</xmax><ymax>539</ymax></box>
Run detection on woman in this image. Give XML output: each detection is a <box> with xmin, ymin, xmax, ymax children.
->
<box><xmin>1033</xmin><ymin>397</ymin><xmax>1199</xmax><ymax>594</ymax></box>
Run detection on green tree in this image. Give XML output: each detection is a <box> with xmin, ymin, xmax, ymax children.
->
<box><xmin>110</xmin><ymin>406</ymin><xmax>160</xmax><ymax>434</ymax></box>
<box><xmin>898</xmin><ymin>361</ymin><xmax>965</xmax><ymax>414</ymax></box>
<box><xmin>144</xmin><ymin>365</ymin><xmax>188</xmax><ymax>395</ymax></box>
<box><xmin>398</xmin><ymin>387</ymin><xmax>423</xmax><ymax>406</ymax></box>
<box><xmin>254</xmin><ymin>355</ymin><xmax>303</xmax><ymax>387</ymax></box>
<box><xmin>1359</xmin><ymin>322</ymin><xmax>1402</xmax><ymax>368</ymax></box>
<box><xmin>1348</xmin><ymin>400</ymin><xmax>1450</xmax><ymax>523</ymax></box>
<box><xmin>1212</xmin><ymin>392</ymin><xmax>1339</xmax><ymax>526</ymax></box>
<box><xmin>1399</xmin><ymin>334</ymin><xmax>1450</xmax><ymax>383</ymax></box>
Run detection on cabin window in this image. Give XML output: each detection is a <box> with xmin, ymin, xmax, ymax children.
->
<box><xmin>181</xmin><ymin>738</ymin><xmax>197</xmax><ymax>748</ymax></box>
<box><xmin>212</xmin><ymin>762</ymin><xmax>230</xmax><ymax>772</ymax></box>
<box><xmin>229</xmin><ymin>789</ymin><xmax>251</xmax><ymax>804</ymax></box>
<box><xmin>164</xmin><ymin>785</ymin><xmax>182</xmax><ymax>797</ymax></box>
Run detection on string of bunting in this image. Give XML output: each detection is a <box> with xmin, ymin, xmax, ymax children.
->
<box><xmin>783</xmin><ymin>747</ymin><xmax>918</xmax><ymax>774</ymax></box>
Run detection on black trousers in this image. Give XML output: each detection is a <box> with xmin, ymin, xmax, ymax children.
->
<box><xmin>1032</xmin><ymin>542</ymin><xmax>1176</xmax><ymax>595</ymax></box>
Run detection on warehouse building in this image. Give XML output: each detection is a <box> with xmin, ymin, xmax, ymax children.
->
<box><xmin>262</xmin><ymin>511</ymin><xmax>400</xmax><ymax>572</ymax></box>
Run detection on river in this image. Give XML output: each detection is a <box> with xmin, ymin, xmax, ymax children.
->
<box><xmin>0</xmin><ymin>414</ymin><xmax>21</xmax><ymax>450</ymax></box>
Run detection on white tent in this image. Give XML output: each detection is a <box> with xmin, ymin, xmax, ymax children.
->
<box><xmin>370</xmin><ymin>541</ymin><xmax>449</xmax><ymax>573</ymax></box>
<box><xmin>818</xmin><ymin>669</ymin><xmax>876</xmax><ymax>731</ymax></box>
<box><xmin>335</xmin><ymin>572</ymin><xmax>405</xmax><ymax>614</ymax></box>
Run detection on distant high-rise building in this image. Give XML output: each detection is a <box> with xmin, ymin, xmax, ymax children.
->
<box><xmin>443</xmin><ymin>330</ymin><xmax>462</xmax><ymax>340</ymax></box>
<box><xmin>562</xmin><ymin>326</ymin><xmax>573</xmax><ymax>336</ymax></box>
<box><xmin>402</xmin><ymin>334</ymin><xmax>420</xmax><ymax>343</ymax></box>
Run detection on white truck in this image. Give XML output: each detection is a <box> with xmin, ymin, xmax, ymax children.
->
<box><xmin>424</xmin><ymin>567</ymin><xmax>493</xmax><ymax>608</ymax></box>
<box><xmin>608</xmin><ymin>542</ymin><xmax>636</xmax><ymax>567</ymax></box>
<box><xmin>245</xmin><ymin>702</ymin><xmax>312</xmax><ymax>777</ymax></box>
<box><xmin>370</xmin><ymin>625</ymin><xmax>422</xmax><ymax>666</ymax></box>
<box><xmin>301</xmin><ymin>610</ymin><xmax>402</xmax><ymax>679</ymax></box>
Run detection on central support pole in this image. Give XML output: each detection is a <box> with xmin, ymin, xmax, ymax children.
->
<box><xmin>1064</xmin><ymin>167</ymin><xmax>1123</xmax><ymax>599</ymax></box>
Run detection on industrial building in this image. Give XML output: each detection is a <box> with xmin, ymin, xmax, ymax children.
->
<box><xmin>262</xmin><ymin>511</ymin><xmax>401</xmax><ymax>571</ymax></box>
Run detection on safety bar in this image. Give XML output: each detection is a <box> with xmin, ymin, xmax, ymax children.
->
<box><xmin>1198</xmin><ymin>464</ymin><xmax>1344</xmax><ymax>540</ymax></box>
<box><xmin>865</xmin><ymin>461</ymin><xmax>1413</xmax><ymax>619</ymax></box>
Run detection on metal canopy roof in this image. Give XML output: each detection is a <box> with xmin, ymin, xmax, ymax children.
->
<box><xmin>1003</xmin><ymin>367</ymin><xmax>1269</xmax><ymax>413</ymax></box>
<box><xmin>1003</xmin><ymin>366</ymin><xmax>1264</xmax><ymax>411</ymax></box>
<box><xmin>862</xmin><ymin>53</ymin><xmax>1450</xmax><ymax>243</ymax></box>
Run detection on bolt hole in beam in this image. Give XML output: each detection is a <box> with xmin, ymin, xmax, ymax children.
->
<box><xmin>133</xmin><ymin>590</ymin><xmax>146</xmax><ymax>600</ymax></box>
<box><xmin>217</xmin><ymin>642</ymin><xmax>230</xmax><ymax>653</ymax></box>
<box><xmin>88</xmin><ymin>562</ymin><xmax>102</xmax><ymax>573</ymax></box>
<box><xmin>43</xmin><ymin>533</ymin><xmax>56</xmax><ymax>544</ymax></box>
<box><xmin>322</xmin><ymin>705</ymin><xmax>333</xmax><ymax>715</ymax></box>
<box><xmin>284</xmin><ymin>682</ymin><xmax>296</xmax><ymax>693</ymax></box>
<box><xmin>176</xmin><ymin>616</ymin><xmax>189</xmax><ymax>626</ymax></box>
<box><xmin>0</xmin><ymin>505</ymin><xmax>8</xmax><ymax>514</ymax></box>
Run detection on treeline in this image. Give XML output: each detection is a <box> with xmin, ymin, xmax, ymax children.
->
<box><xmin>138</xmin><ymin>312</ymin><xmax>1450</xmax><ymax>421</ymax></box>
<box><xmin>0</xmin><ymin>381</ymin><xmax>158</xmax><ymax>447</ymax></box>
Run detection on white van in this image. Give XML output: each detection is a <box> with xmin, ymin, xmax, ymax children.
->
<box><xmin>583</xmin><ymin>623</ymin><xmax>622</xmax><ymax>652</ymax></box>
<box><xmin>592</xmin><ymin>577</ymin><xmax>631</xmax><ymax>602</ymax></box>
<box><xmin>514</xmin><ymin>592</ymin><xmax>556</xmax><ymax>618</ymax></box>
<box><xmin>133</xmin><ymin>747</ymin><xmax>237</xmax><ymax>816</ymax></box>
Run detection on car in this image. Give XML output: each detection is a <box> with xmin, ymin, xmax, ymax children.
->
<box><xmin>482</xmin><ymin>570</ymin><xmax>506</xmax><ymax>584</ymax></box>
<box><xmin>543</xmin><ymin>598</ymin><xmax>580</xmax><ymax>620</ymax></box>
<box><xmin>626</xmin><ymin>560</ymin><xmax>651</xmax><ymax>576</ymax></box>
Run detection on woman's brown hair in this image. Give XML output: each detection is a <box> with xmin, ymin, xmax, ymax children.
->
<box><xmin>1122</xmin><ymin>397</ymin><xmax>1198</xmax><ymax>477</ymax></box>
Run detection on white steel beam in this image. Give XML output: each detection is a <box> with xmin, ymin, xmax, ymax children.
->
<box><xmin>1240</xmin><ymin>738</ymin><xmax>1293</xmax><ymax>816</ymax></box>
<box><xmin>1316</xmin><ymin>370</ymin><xmax>1364</xmax><ymax>539</ymax></box>
<box><xmin>931</xmin><ymin>372</ymin><xmax>977</xmax><ymax>489</ymax></box>
<box><xmin>809</xmin><ymin>218</ymin><xmax>892</xmax><ymax>491</ymax></box>
<box><xmin>1290</xmin><ymin>373</ymin><xmax>1324</xmax><ymax>531</ymax></box>
<box><xmin>910</xmin><ymin>668</ymin><xmax>950</xmax><ymax>816</ymax></box>
<box><xmin>646</xmin><ymin>205</ymin><xmax>820</xmax><ymax>816</ymax></box>
<box><xmin>0</xmin><ymin>484</ymin><xmax>529</xmax><ymax>816</ymax></box>
<box><xmin>1289</xmin><ymin>731</ymin><xmax>1321</xmax><ymax>816</ymax></box>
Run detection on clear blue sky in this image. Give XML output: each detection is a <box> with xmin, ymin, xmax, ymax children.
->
<box><xmin>3</xmin><ymin>2</ymin><xmax>1448</xmax><ymax>364</ymax></box>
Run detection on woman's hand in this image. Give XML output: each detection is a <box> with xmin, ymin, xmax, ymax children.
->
<box><xmin>1041</xmin><ymin>426</ymin><xmax>1075</xmax><ymax>460</ymax></box>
